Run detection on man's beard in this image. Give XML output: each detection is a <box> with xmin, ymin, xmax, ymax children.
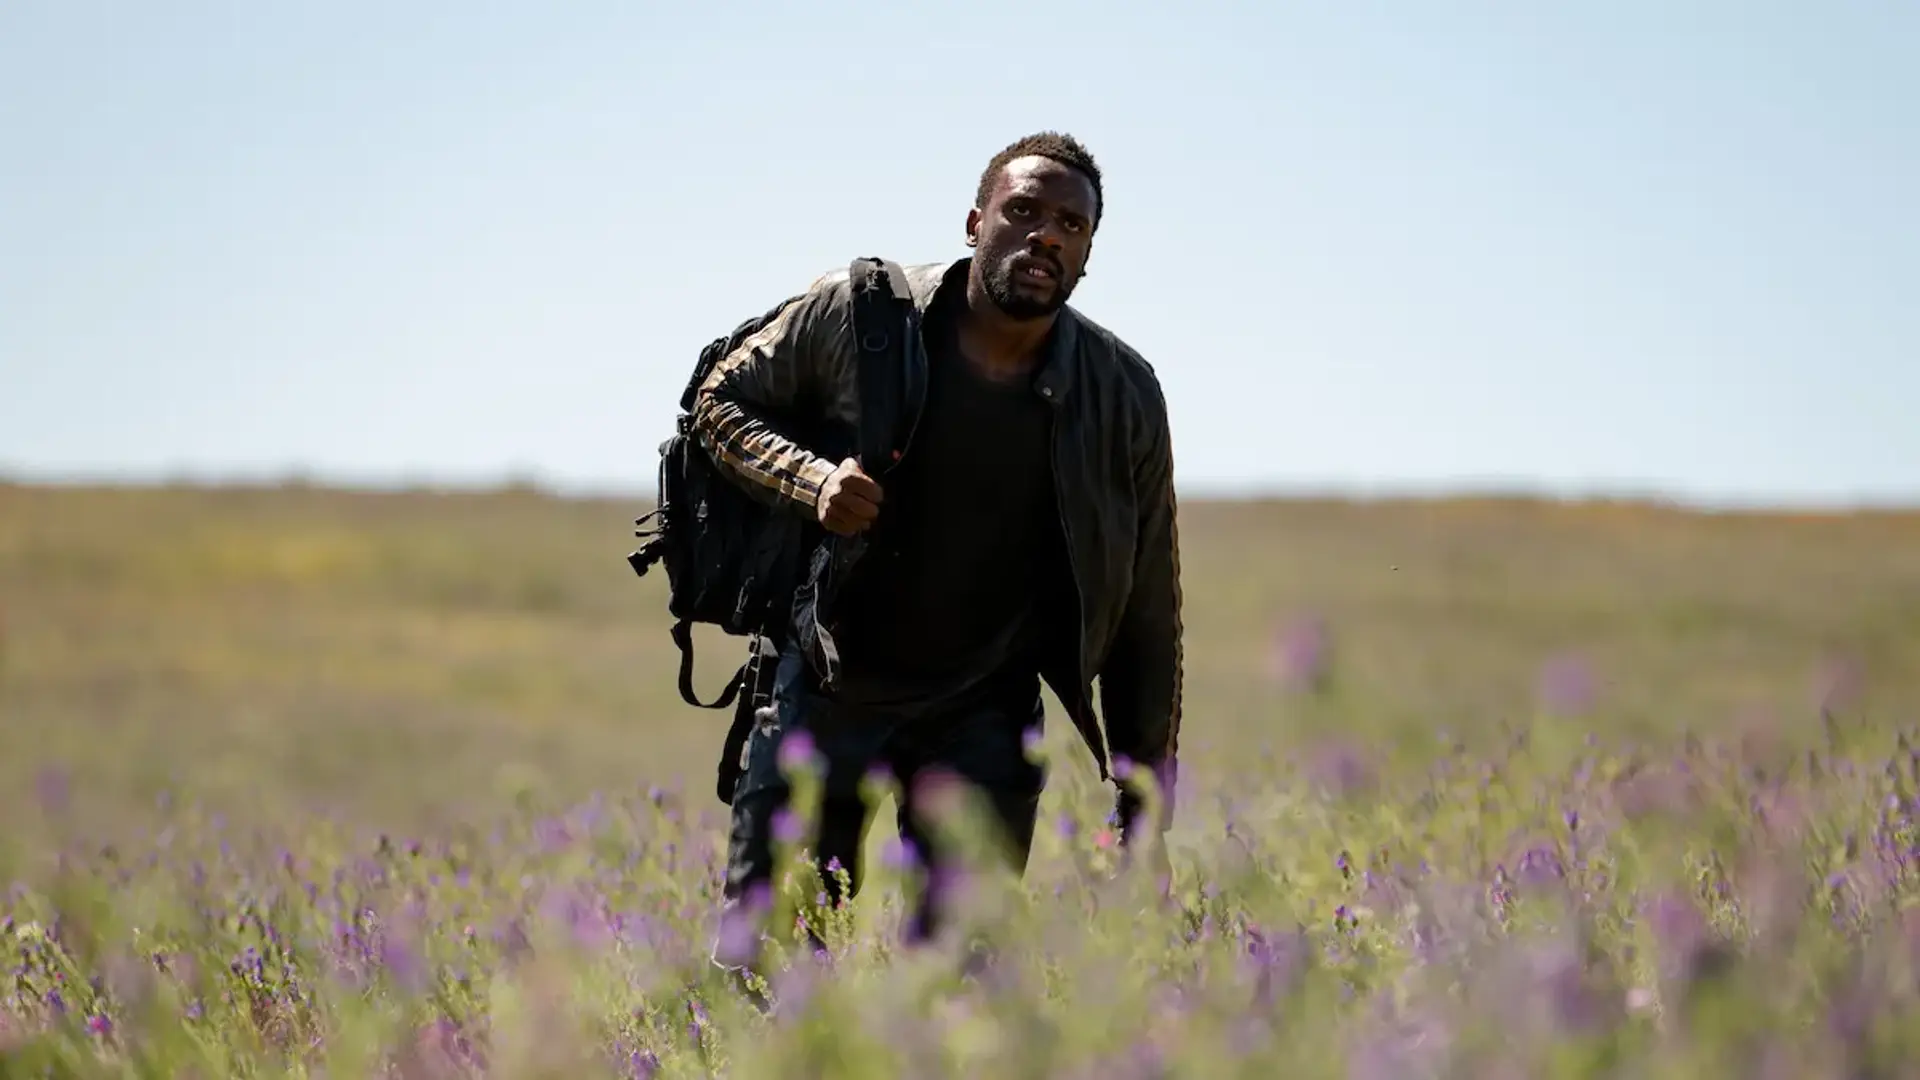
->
<box><xmin>982</xmin><ymin>254</ymin><xmax>1072</xmax><ymax>320</ymax></box>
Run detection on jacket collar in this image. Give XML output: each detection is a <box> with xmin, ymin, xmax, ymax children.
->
<box><xmin>916</xmin><ymin>258</ymin><xmax>1082</xmax><ymax>405</ymax></box>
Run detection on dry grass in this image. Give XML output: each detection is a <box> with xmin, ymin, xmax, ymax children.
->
<box><xmin>9</xmin><ymin>482</ymin><xmax>1920</xmax><ymax>1076</ymax></box>
<box><xmin>4</xmin><ymin>481</ymin><xmax>1918</xmax><ymax>842</ymax></box>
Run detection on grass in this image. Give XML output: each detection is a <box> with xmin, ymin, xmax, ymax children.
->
<box><xmin>4</xmin><ymin>480</ymin><xmax>1920</xmax><ymax>1076</ymax></box>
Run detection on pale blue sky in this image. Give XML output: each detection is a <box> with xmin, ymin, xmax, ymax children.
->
<box><xmin>3</xmin><ymin>2</ymin><xmax>1915</xmax><ymax>507</ymax></box>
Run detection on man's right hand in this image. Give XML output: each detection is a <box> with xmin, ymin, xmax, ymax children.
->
<box><xmin>817</xmin><ymin>457</ymin><xmax>883</xmax><ymax>536</ymax></box>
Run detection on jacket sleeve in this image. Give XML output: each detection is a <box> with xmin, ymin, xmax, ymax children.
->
<box><xmin>688</xmin><ymin>276</ymin><xmax>845</xmax><ymax>517</ymax></box>
<box><xmin>1100</xmin><ymin>380</ymin><xmax>1185</xmax><ymax>836</ymax></box>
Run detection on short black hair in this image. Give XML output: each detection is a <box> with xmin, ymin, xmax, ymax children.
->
<box><xmin>974</xmin><ymin>131</ymin><xmax>1103</xmax><ymax>227</ymax></box>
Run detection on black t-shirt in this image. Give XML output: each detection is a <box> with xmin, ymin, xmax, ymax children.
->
<box><xmin>825</xmin><ymin>287</ymin><xmax>1075</xmax><ymax>716</ymax></box>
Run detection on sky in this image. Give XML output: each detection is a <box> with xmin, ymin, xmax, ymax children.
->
<box><xmin>3</xmin><ymin>1</ymin><xmax>1915</xmax><ymax>508</ymax></box>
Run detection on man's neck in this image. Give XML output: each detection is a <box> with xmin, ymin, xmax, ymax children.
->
<box><xmin>959</xmin><ymin>273</ymin><xmax>1056</xmax><ymax>379</ymax></box>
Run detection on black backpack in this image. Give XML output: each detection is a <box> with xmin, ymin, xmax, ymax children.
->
<box><xmin>627</xmin><ymin>258</ymin><xmax>919</xmax><ymax>793</ymax></box>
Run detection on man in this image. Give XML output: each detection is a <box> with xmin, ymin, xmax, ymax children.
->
<box><xmin>692</xmin><ymin>131</ymin><xmax>1182</xmax><ymax>967</ymax></box>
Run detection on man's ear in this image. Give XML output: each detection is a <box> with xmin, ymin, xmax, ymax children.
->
<box><xmin>965</xmin><ymin>207</ymin><xmax>981</xmax><ymax>247</ymax></box>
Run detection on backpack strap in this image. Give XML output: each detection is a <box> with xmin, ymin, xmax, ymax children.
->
<box><xmin>848</xmin><ymin>257</ymin><xmax>916</xmax><ymax>478</ymax></box>
<box><xmin>790</xmin><ymin>257</ymin><xmax>917</xmax><ymax>693</ymax></box>
<box><xmin>671</xmin><ymin>618</ymin><xmax>745</xmax><ymax>710</ymax></box>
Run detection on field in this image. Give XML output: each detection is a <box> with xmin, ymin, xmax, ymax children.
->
<box><xmin>5</xmin><ymin>481</ymin><xmax>1920</xmax><ymax>1077</ymax></box>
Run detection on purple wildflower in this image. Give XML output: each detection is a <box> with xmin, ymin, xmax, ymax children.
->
<box><xmin>713</xmin><ymin>885</ymin><xmax>770</xmax><ymax>968</ymax></box>
<box><xmin>1614</xmin><ymin>763</ymin><xmax>1694</xmax><ymax>819</ymax></box>
<box><xmin>1513</xmin><ymin>843</ymin><xmax>1566</xmax><ymax>890</ymax></box>
<box><xmin>685</xmin><ymin>998</ymin><xmax>711</xmax><ymax>1047</ymax></box>
<box><xmin>769</xmin><ymin>953</ymin><xmax>823</xmax><ymax>1025</ymax></box>
<box><xmin>1901</xmin><ymin>908</ymin><xmax>1920</xmax><ymax>974</ymax></box>
<box><xmin>1645</xmin><ymin>890</ymin><xmax>1715</xmax><ymax>986</ymax></box>
<box><xmin>379</xmin><ymin>924</ymin><xmax>429</xmax><ymax>994</ymax></box>
<box><xmin>926</xmin><ymin>861</ymin><xmax>973</xmax><ymax>911</ymax></box>
<box><xmin>494</xmin><ymin>918</ymin><xmax>533</xmax><ymax>964</ymax></box>
<box><xmin>1122</xmin><ymin>1036</ymin><xmax>1169</xmax><ymax>1079</ymax></box>
<box><xmin>232</xmin><ymin>945</ymin><xmax>266</xmax><ymax>983</ymax></box>
<box><xmin>777</xmin><ymin>729</ymin><xmax>817</xmax><ymax>773</ymax></box>
<box><xmin>1242</xmin><ymin>925</ymin><xmax>1307</xmax><ymax>1008</ymax></box>
<box><xmin>1736</xmin><ymin>855</ymin><xmax>1805</xmax><ymax>948</ymax></box>
<box><xmin>1749</xmin><ymin>786</ymin><xmax>1808</xmax><ymax>838</ymax></box>
<box><xmin>1054</xmin><ymin>812</ymin><xmax>1078</xmax><ymax>842</ymax></box>
<box><xmin>1266</xmin><ymin>615</ymin><xmax>1331</xmax><ymax>692</ymax></box>
<box><xmin>881</xmin><ymin>837</ymin><xmax>919</xmax><ymax>871</ymax></box>
<box><xmin>542</xmin><ymin>886</ymin><xmax>615</xmax><ymax>951</ymax></box>
<box><xmin>1536</xmin><ymin>652</ymin><xmax>1597</xmax><ymax>716</ymax></box>
<box><xmin>1825</xmin><ymin>970</ymin><xmax>1876</xmax><ymax>1047</ymax></box>
<box><xmin>533</xmin><ymin>818</ymin><xmax>572</xmax><ymax>852</ymax></box>
<box><xmin>406</xmin><ymin>1016</ymin><xmax>486</xmax><ymax>1076</ymax></box>
<box><xmin>1308</xmin><ymin>739</ymin><xmax>1375</xmax><ymax>799</ymax></box>
<box><xmin>104</xmin><ymin>951</ymin><xmax>154</xmax><ymax>1008</ymax></box>
<box><xmin>771</xmin><ymin>808</ymin><xmax>804</xmax><ymax>845</ymax></box>
<box><xmin>910</xmin><ymin>767</ymin><xmax>969</xmax><ymax>825</ymax></box>
<box><xmin>1154</xmin><ymin>757</ymin><xmax>1180</xmax><ymax>819</ymax></box>
<box><xmin>1813</xmin><ymin>653</ymin><xmax>1865</xmax><ymax>714</ymax></box>
<box><xmin>34</xmin><ymin>766</ymin><xmax>70</xmax><ymax>814</ymax></box>
<box><xmin>1529</xmin><ymin>938</ymin><xmax>1609</xmax><ymax>1033</ymax></box>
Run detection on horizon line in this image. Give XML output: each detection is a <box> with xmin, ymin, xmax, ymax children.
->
<box><xmin>3</xmin><ymin>464</ymin><xmax>1916</xmax><ymax>515</ymax></box>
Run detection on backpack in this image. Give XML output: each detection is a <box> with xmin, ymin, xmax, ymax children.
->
<box><xmin>627</xmin><ymin>258</ymin><xmax>919</xmax><ymax>796</ymax></box>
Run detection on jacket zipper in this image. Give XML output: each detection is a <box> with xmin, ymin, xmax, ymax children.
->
<box><xmin>1048</xmin><ymin>407</ymin><xmax>1094</xmax><ymax>740</ymax></box>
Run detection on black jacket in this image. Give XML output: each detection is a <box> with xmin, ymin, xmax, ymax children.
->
<box><xmin>690</xmin><ymin>258</ymin><xmax>1183</xmax><ymax>828</ymax></box>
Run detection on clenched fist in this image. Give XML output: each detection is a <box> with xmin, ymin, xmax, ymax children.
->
<box><xmin>817</xmin><ymin>457</ymin><xmax>883</xmax><ymax>537</ymax></box>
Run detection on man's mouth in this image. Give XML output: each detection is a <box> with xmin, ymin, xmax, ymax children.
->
<box><xmin>1012</xmin><ymin>255</ymin><xmax>1060</xmax><ymax>283</ymax></box>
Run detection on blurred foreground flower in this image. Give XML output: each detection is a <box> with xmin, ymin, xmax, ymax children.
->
<box><xmin>768</xmin><ymin>948</ymin><xmax>828</xmax><ymax>1024</ymax></box>
<box><xmin>379</xmin><ymin>914</ymin><xmax>430</xmax><ymax>995</ymax></box>
<box><xmin>1266</xmin><ymin>615</ymin><xmax>1332</xmax><ymax>693</ymax></box>
<box><xmin>0</xmin><ymin>1011</ymin><xmax>23</xmax><ymax>1054</ymax></box>
<box><xmin>1307</xmin><ymin>738</ymin><xmax>1376</xmax><ymax>799</ymax></box>
<box><xmin>1242</xmin><ymin>924</ymin><xmax>1309</xmax><ymax>1008</ymax></box>
<box><xmin>1813</xmin><ymin>652</ymin><xmax>1865</xmax><ymax>715</ymax></box>
<box><xmin>34</xmin><ymin>766</ymin><xmax>70</xmax><ymax>815</ymax></box>
<box><xmin>879</xmin><ymin>835</ymin><xmax>919</xmax><ymax>872</ymax></box>
<box><xmin>1535</xmin><ymin>652</ymin><xmax>1597</xmax><ymax>717</ymax></box>
<box><xmin>395</xmin><ymin>1017</ymin><xmax>487</xmax><ymax>1078</ymax></box>
<box><xmin>713</xmin><ymin>884</ymin><xmax>772</xmax><ymax>969</ymax></box>
<box><xmin>778</xmin><ymin>729</ymin><xmax>818</xmax><ymax>774</ymax></box>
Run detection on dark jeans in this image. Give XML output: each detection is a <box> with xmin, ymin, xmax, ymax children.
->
<box><xmin>717</xmin><ymin>645</ymin><xmax>1046</xmax><ymax>962</ymax></box>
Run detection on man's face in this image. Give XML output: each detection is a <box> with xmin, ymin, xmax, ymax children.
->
<box><xmin>967</xmin><ymin>155</ymin><xmax>1098</xmax><ymax>321</ymax></box>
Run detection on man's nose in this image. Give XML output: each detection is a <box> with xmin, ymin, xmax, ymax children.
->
<box><xmin>1026</xmin><ymin>221</ymin><xmax>1065</xmax><ymax>251</ymax></box>
<box><xmin>1021</xmin><ymin>225</ymin><xmax>1067</xmax><ymax>251</ymax></box>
